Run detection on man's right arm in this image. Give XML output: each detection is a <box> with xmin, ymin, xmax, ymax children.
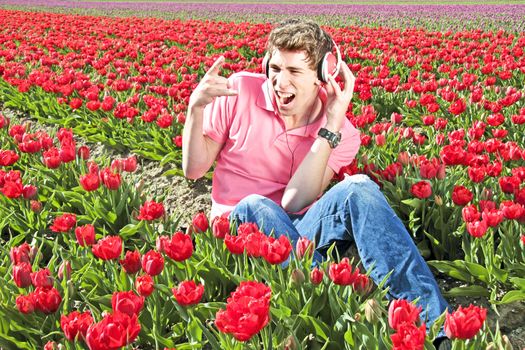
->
<box><xmin>181</xmin><ymin>56</ymin><xmax>237</xmax><ymax>180</ymax></box>
<box><xmin>182</xmin><ymin>105</ymin><xmax>223</xmax><ymax>179</ymax></box>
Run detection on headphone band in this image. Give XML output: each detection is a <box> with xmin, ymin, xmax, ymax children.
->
<box><xmin>263</xmin><ymin>39</ymin><xmax>342</xmax><ymax>83</ymax></box>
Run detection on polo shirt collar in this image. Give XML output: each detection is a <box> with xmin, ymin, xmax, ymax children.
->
<box><xmin>256</xmin><ymin>79</ymin><xmax>328</xmax><ymax>137</ymax></box>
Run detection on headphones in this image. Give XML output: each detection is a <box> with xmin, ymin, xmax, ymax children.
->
<box><xmin>261</xmin><ymin>40</ymin><xmax>342</xmax><ymax>83</ymax></box>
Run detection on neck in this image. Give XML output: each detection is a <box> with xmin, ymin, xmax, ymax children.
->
<box><xmin>283</xmin><ymin>98</ymin><xmax>322</xmax><ymax>130</ymax></box>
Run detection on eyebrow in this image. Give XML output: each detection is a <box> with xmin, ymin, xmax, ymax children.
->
<box><xmin>269</xmin><ymin>63</ymin><xmax>305</xmax><ymax>72</ymax></box>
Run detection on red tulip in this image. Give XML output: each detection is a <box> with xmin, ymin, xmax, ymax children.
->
<box><xmin>79</xmin><ymin>173</ymin><xmax>100</xmax><ymax>191</ymax></box>
<box><xmin>120</xmin><ymin>250</ymin><xmax>142</xmax><ymax>274</ymax></box>
<box><xmin>123</xmin><ymin>156</ymin><xmax>137</xmax><ymax>172</ymax></box>
<box><xmin>42</xmin><ymin>147</ymin><xmax>61</xmax><ymax>169</ymax></box>
<box><xmin>50</xmin><ymin>213</ymin><xmax>77</xmax><ymax>233</ymax></box>
<box><xmin>388</xmin><ymin>299</ymin><xmax>422</xmax><ymax>331</ymax></box>
<box><xmin>212</xmin><ymin>216</ymin><xmax>230</xmax><ymax>239</ymax></box>
<box><xmin>141</xmin><ymin>250</ymin><xmax>164</xmax><ymax>276</ymax></box>
<box><xmin>215</xmin><ymin>281</ymin><xmax>271</xmax><ymax>342</ymax></box>
<box><xmin>60</xmin><ymin>310</ymin><xmax>93</xmax><ymax>341</ymax></box>
<box><xmin>75</xmin><ymin>224</ymin><xmax>96</xmax><ymax>247</ymax></box>
<box><xmin>137</xmin><ymin>200</ymin><xmax>165</xmax><ymax>221</ymax></box>
<box><xmin>192</xmin><ymin>211</ymin><xmax>209</xmax><ymax>233</ymax></box>
<box><xmin>445</xmin><ymin>304</ymin><xmax>487</xmax><ymax>340</ymax></box>
<box><xmin>172</xmin><ymin>280</ymin><xmax>204</xmax><ymax>306</ymax></box>
<box><xmin>12</xmin><ymin>262</ymin><xmax>32</xmax><ymax>288</ymax></box>
<box><xmin>33</xmin><ymin>287</ymin><xmax>62</xmax><ymax>314</ymax></box>
<box><xmin>391</xmin><ymin>322</ymin><xmax>426</xmax><ymax>350</ymax></box>
<box><xmin>295</xmin><ymin>237</ymin><xmax>314</xmax><ymax>260</ymax></box>
<box><xmin>164</xmin><ymin>231</ymin><xmax>193</xmax><ymax>262</ymax></box>
<box><xmin>92</xmin><ymin>235</ymin><xmax>122</xmax><ymax>260</ymax></box>
<box><xmin>85</xmin><ymin>312</ymin><xmax>141</xmax><ymax>350</ymax></box>
<box><xmin>262</xmin><ymin>235</ymin><xmax>292</xmax><ymax>265</ymax></box>
<box><xmin>451</xmin><ymin>185</ymin><xmax>473</xmax><ymax>206</ymax></box>
<box><xmin>135</xmin><ymin>274</ymin><xmax>155</xmax><ymax>297</ymax></box>
<box><xmin>328</xmin><ymin>257</ymin><xmax>360</xmax><ymax>286</ymax></box>
<box><xmin>310</xmin><ymin>267</ymin><xmax>324</xmax><ymax>285</ymax></box>
<box><xmin>10</xmin><ymin>243</ymin><xmax>31</xmax><ymax>265</ymax></box>
<box><xmin>112</xmin><ymin>291</ymin><xmax>144</xmax><ymax>316</ymax></box>
<box><xmin>462</xmin><ymin>204</ymin><xmax>480</xmax><ymax>222</ymax></box>
<box><xmin>16</xmin><ymin>294</ymin><xmax>35</xmax><ymax>314</ymax></box>
<box><xmin>0</xmin><ymin>149</ymin><xmax>19</xmax><ymax>166</ymax></box>
<box><xmin>224</xmin><ymin>234</ymin><xmax>245</xmax><ymax>255</ymax></box>
<box><xmin>410</xmin><ymin>180</ymin><xmax>432</xmax><ymax>199</ymax></box>
<box><xmin>30</xmin><ymin>268</ymin><xmax>53</xmax><ymax>288</ymax></box>
<box><xmin>100</xmin><ymin>167</ymin><xmax>121</xmax><ymax>190</ymax></box>
<box><xmin>77</xmin><ymin>145</ymin><xmax>90</xmax><ymax>159</ymax></box>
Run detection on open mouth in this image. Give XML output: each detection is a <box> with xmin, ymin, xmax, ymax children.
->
<box><xmin>276</xmin><ymin>91</ymin><xmax>296</xmax><ymax>106</ymax></box>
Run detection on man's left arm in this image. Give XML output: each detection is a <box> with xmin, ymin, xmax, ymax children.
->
<box><xmin>281</xmin><ymin>64</ymin><xmax>357</xmax><ymax>213</ymax></box>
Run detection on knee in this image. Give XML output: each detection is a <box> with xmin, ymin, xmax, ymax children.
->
<box><xmin>233</xmin><ymin>194</ymin><xmax>275</xmax><ymax>215</ymax></box>
<box><xmin>334</xmin><ymin>174</ymin><xmax>380</xmax><ymax>196</ymax></box>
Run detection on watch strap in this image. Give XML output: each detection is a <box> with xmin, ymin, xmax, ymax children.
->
<box><xmin>318</xmin><ymin>128</ymin><xmax>341</xmax><ymax>148</ymax></box>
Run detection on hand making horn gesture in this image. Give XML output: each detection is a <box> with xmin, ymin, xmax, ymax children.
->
<box><xmin>188</xmin><ymin>56</ymin><xmax>238</xmax><ymax>109</ymax></box>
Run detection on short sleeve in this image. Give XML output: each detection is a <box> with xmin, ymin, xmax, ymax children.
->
<box><xmin>202</xmin><ymin>78</ymin><xmax>238</xmax><ymax>144</ymax></box>
<box><xmin>327</xmin><ymin>119</ymin><xmax>361</xmax><ymax>174</ymax></box>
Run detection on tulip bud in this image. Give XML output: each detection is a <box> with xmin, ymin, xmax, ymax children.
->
<box><xmin>502</xmin><ymin>335</ymin><xmax>512</xmax><ymax>350</ymax></box>
<box><xmin>398</xmin><ymin>151</ymin><xmax>409</xmax><ymax>166</ymax></box>
<box><xmin>30</xmin><ymin>200</ymin><xmax>42</xmax><ymax>213</ymax></box>
<box><xmin>310</xmin><ymin>267</ymin><xmax>324</xmax><ymax>285</ymax></box>
<box><xmin>364</xmin><ymin>299</ymin><xmax>381</xmax><ymax>324</ymax></box>
<box><xmin>192</xmin><ymin>212</ymin><xmax>209</xmax><ymax>233</ymax></box>
<box><xmin>283</xmin><ymin>335</ymin><xmax>298</xmax><ymax>350</ymax></box>
<box><xmin>77</xmin><ymin>145</ymin><xmax>90</xmax><ymax>159</ymax></box>
<box><xmin>480</xmin><ymin>187</ymin><xmax>493</xmax><ymax>201</ymax></box>
<box><xmin>135</xmin><ymin>179</ymin><xmax>145</xmax><ymax>195</ymax></box>
<box><xmin>485</xmin><ymin>343</ymin><xmax>496</xmax><ymax>350</ymax></box>
<box><xmin>434</xmin><ymin>195</ymin><xmax>443</xmax><ymax>206</ymax></box>
<box><xmin>290</xmin><ymin>269</ymin><xmax>305</xmax><ymax>287</ymax></box>
<box><xmin>58</xmin><ymin>260</ymin><xmax>72</xmax><ymax>280</ymax></box>
<box><xmin>44</xmin><ymin>341</ymin><xmax>57</xmax><ymax>350</ymax></box>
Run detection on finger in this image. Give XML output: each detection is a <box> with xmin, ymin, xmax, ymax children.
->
<box><xmin>339</xmin><ymin>64</ymin><xmax>356</xmax><ymax>98</ymax></box>
<box><xmin>210</xmin><ymin>87</ymin><xmax>238</xmax><ymax>97</ymax></box>
<box><xmin>327</xmin><ymin>74</ymin><xmax>342</xmax><ymax>97</ymax></box>
<box><xmin>214</xmin><ymin>76</ymin><xmax>230</xmax><ymax>87</ymax></box>
<box><xmin>206</xmin><ymin>56</ymin><xmax>225</xmax><ymax>76</ymax></box>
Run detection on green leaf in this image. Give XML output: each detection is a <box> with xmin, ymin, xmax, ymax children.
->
<box><xmin>444</xmin><ymin>285</ymin><xmax>490</xmax><ymax>298</ymax></box>
<box><xmin>510</xmin><ymin>277</ymin><xmax>525</xmax><ymax>290</ymax></box>
<box><xmin>401</xmin><ymin>198</ymin><xmax>423</xmax><ymax>209</ymax></box>
<box><xmin>344</xmin><ymin>327</ymin><xmax>354</xmax><ymax>346</ymax></box>
<box><xmin>298</xmin><ymin>315</ymin><xmax>330</xmax><ymax>341</ymax></box>
<box><xmin>496</xmin><ymin>290</ymin><xmax>525</xmax><ymax>304</ymax></box>
<box><xmin>428</xmin><ymin>260</ymin><xmax>473</xmax><ymax>283</ymax></box>
<box><xmin>462</xmin><ymin>261</ymin><xmax>489</xmax><ymax>283</ymax></box>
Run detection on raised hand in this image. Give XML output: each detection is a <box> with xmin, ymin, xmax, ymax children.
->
<box><xmin>323</xmin><ymin>62</ymin><xmax>356</xmax><ymax>132</ymax></box>
<box><xmin>188</xmin><ymin>56</ymin><xmax>238</xmax><ymax>109</ymax></box>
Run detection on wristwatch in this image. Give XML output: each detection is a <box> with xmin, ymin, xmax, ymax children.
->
<box><xmin>318</xmin><ymin>128</ymin><xmax>342</xmax><ymax>148</ymax></box>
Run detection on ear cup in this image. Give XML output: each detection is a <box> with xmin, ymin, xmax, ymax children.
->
<box><xmin>262</xmin><ymin>52</ymin><xmax>270</xmax><ymax>78</ymax></box>
<box><xmin>318</xmin><ymin>52</ymin><xmax>338</xmax><ymax>83</ymax></box>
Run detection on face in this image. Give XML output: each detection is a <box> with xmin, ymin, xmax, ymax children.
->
<box><xmin>268</xmin><ymin>49</ymin><xmax>320</xmax><ymax>118</ymax></box>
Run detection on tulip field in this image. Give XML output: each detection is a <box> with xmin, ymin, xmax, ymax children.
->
<box><xmin>1</xmin><ymin>2</ymin><xmax>525</xmax><ymax>350</ymax></box>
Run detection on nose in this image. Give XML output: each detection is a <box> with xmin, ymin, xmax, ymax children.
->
<box><xmin>273</xmin><ymin>70</ymin><xmax>291</xmax><ymax>90</ymax></box>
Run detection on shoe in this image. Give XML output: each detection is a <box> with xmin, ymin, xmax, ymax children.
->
<box><xmin>434</xmin><ymin>337</ymin><xmax>452</xmax><ymax>350</ymax></box>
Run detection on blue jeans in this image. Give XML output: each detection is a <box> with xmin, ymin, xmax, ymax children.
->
<box><xmin>229</xmin><ymin>174</ymin><xmax>448</xmax><ymax>332</ymax></box>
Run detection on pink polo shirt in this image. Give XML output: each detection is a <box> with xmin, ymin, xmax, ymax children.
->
<box><xmin>203</xmin><ymin>72</ymin><xmax>361</xmax><ymax>219</ymax></box>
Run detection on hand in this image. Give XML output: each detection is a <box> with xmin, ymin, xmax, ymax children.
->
<box><xmin>323</xmin><ymin>62</ymin><xmax>356</xmax><ymax>132</ymax></box>
<box><xmin>188</xmin><ymin>56</ymin><xmax>238</xmax><ymax>110</ymax></box>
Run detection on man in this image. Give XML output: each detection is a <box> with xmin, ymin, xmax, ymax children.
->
<box><xmin>182</xmin><ymin>19</ymin><xmax>450</xmax><ymax>349</ymax></box>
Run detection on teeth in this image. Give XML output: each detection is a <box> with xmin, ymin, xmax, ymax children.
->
<box><xmin>278</xmin><ymin>92</ymin><xmax>294</xmax><ymax>98</ymax></box>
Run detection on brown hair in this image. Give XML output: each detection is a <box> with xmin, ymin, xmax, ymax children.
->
<box><xmin>266</xmin><ymin>19</ymin><xmax>333</xmax><ymax>70</ymax></box>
